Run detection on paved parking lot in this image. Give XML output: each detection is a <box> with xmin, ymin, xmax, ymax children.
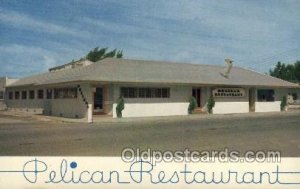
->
<box><xmin>0</xmin><ymin>111</ymin><xmax>299</xmax><ymax>156</ymax></box>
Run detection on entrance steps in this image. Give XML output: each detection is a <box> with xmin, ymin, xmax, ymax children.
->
<box><xmin>193</xmin><ymin>108</ymin><xmax>207</xmax><ymax>114</ymax></box>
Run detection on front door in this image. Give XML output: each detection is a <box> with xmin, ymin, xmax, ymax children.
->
<box><xmin>192</xmin><ymin>88</ymin><xmax>201</xmax><ymax>108</ymax></box>
<box><xmin>93</xmin><ymin>87</ymin><xmax>103</xmax><ymax>114</ymax></box>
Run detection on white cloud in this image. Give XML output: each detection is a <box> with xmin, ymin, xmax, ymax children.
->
<box><xmin>0</xmin><ymin>44</ymin><xmax>72</xmax><ymax>77</ymax></box>
<box><xmin>118</xmin><ymin>0</ymin><xmax>300</xmax><ymax>72</ymax></box>
<box><xmin>1</xmin><ymin>0</ymin><xmax>299</xmax><ymax>76</ymax></box>
<box><xmin>81</xmin><ymin>17</ymin><xmax>142</xmax><ymax>35</ymax></box>
<box><xmin>0</xmin><ymin>9</ymin><xmax>90</xmax><ymax>37</ymax></box>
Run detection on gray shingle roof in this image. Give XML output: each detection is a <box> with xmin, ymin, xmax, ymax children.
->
<box><xmin>7</xmin><ymin>58</ymin><xmax>299</xmax><ymax>88</ymax></box>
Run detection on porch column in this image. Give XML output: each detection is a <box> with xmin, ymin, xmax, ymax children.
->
<box><xmin>87</xmin><ymin>103</ymin><xmax>93</xmax><ymax>123</ymax></box>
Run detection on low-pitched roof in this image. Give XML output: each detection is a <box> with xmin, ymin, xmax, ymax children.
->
<box><xmin>7</xmin><ymin>58</ymin><xmax>299</xmax><ymax>88</ymax></box>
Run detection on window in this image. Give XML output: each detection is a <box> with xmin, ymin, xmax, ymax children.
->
<box><xmin>120</xmin><ymin>88</ymin><xmax>129</xmax><ymax>98</ymax></box>
<box><xmin>38</xmin><ymin>90</ymin><xmax>44</xmax><ymax>99</ymax></box>
<box><xmin>21</xmin><ymin>91</ymin><xmax>27</xmax><ymax>99</ymax></box>
<box><xmin>149</xmin><ymin>88</ymin><xmax>154</xmax><ymax>98</ymax></box>
<box><xmin>145</xmin><ymin>88</ymin><xmax>152</xmax><ymax>98</ymax></box>
<box><xmin>128</xmin><ymin>88</ymin><xmax>137</xmax><ymax>98</ymax></box>
<box><xmin>54</xmin><ymin>88</ymin><xmax>77</xmax><ymax>99</ymax></box>
<box><xmin>46</xmin><ymin>89</ymin><xmax>52</xmax><ymax>99</ymax></box>
<box><xmin>120</xmin><ymin>87</ymin><xmax>170</xmax><ymax>98</ymax></box>
<box><xmin>120</xmin><ymin>88</ymin><xmax>137</xmax><ymax>98</ymax></box>
<box><xmin>155</xmin><ymin>88</ymin><xmax>162</xmax><ymax>98</ymax></box>
<box><xmin>257</xmin><ymin>89</ymin><xmax>275</xmax><ymax>102</ymax></box>
<box><xmin>0</xmin><ymin>91</ymin><xmax>4</xmax><ymax>100</ymax></box>
<box><xmin>29</xmin><ymin>90</ymin><xmax>35</xmax><ymax>99</ymax></box>
<box><xmin>161</xmin><ymin>88</ymin><xmax>170</xmax><ymax>98</ymax></box>
<box><xmin>15</xmin><ymin>91</ymin><xmax>20</xmax><ymax>100</ymax></box>
<box><xmin>138</xmin><ymin>88</ymin><xmax>146</xmax><ymax>98</ymax></box>
<box><xmin>8</xmin><ymin>92</ymin><xmax>13</xmax><ymax>100</ymax></box>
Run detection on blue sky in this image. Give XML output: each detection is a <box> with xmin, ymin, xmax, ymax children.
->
<box><xmin>1</xmin><ymin>0</ymin><xmax>300</xmax><ymax>78</ymax></box>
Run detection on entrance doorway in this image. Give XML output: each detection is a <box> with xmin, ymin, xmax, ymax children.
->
<box><xmin>93</xmin><ymin>87</ymin><xmax>103</xmax><ymax>114</ymax></box>
<box><xmin>192</xmin><ymin>88</ymin><xmax>201</xmax><ymax>108</ymax></box>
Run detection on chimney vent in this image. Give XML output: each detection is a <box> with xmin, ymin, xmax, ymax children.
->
<box><xmin>223</xmin><ymin>58</ymin><xmax>233</xmax><ymax>78</ymax></box>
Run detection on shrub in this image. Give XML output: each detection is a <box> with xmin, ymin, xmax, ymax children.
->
<box><xmin>116</xmin><ymin>96</ymin><xmax>124</xmax><ymax>118</ymax></box>
<box><xmin>207</xmin><ymin>96</ymin><xmax>215</xmax><ymax>114</ymax></box>
<box><xmin>280</xmin><ymin>96</ymin><xmax>287</xmax><ymax>111</ymax></box>
<box><xmin>188</xmin><ymin>96</ymin><xmax>197</xmax><ymax>114</ymax></box>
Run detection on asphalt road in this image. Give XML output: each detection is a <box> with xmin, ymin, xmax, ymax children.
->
<box><xmin>0</xmin><ymin>111</ymin><xmax>299</xmax><ymax>156</ymax></box>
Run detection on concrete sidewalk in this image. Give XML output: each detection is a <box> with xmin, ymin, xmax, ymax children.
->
<box><xmin>92</xmin><ymin>110</ymin><xmax>300</xmax><ymax>125</ymax></box>
<box><xmin>0</xmin><ymin>110</ymin><xmax>85</xmax><ymax>123</ymax></box>
<box><xmin>1</xmin><ymin>109</ymin><xmax>299</xmax><ymax>125</ymax></box>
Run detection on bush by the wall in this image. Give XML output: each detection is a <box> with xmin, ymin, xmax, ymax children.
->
<box><xmin>116</xmin><ymin>96</ymin><xmax>124</xmax><ymax>118</ymax></box>
<box><xmin>188</xmin><ymin>96</ymin><xmax>197</xmax><ymax>114</ymax></box>
<box><xmin>207</xmin><ymin>96</ymin><xmax>215</xmax><ymax>114</ymax></box>
<box><xmin>280</xmin><ymin>96</ymin><xmax>287</xmax><ymax>111</ymax></box>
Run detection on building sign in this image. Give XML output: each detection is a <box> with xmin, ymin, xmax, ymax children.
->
<box><xmin>212</xmin><ymin>88</ymin><xmax>245</xmax><ymax>97</ymax></box>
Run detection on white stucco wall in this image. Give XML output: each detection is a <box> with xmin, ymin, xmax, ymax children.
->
<box><xmin>6</xmin><ymin>86</ymin><xmax>45</xmax><ymax>114</ymax></box>
<box><xmin>0</xmin><ymin>77</ymin><xmax>18</xmax><ymax>110</ymax></box>
<box><xmin>112</xmin><ymin>84</ymin><xmax>191</xmax><ymax>118</ymax></box>
<box><xmin>113</xmin><ymin>102</ymin><xmax>189</xmax><ymax>118</ymax></box>
<box><xmin>255</xmin><ymin>101</ymin><xmax>281</xmax><ymax>112</ymax></box>
<box><xmin>212</xmin><ymin>87</ymin><xmax>249</xmax><ymax>114</ymax></box>
<box><xmin>5</xmin><ymin>82</ymin><xmax>295</xmax><ymax>119</ymax></box>
<box><xmin>6</xmin><ymin>83</ymin><xmax>92</xmax><ymax>118</ymax></box>
<box><xmin>52</xmin><ymin>83</ymin><xmax>92</xmax><ymax>118</ymax></box>
<box><xmin>213</xmin><ymin>101</ymin><xmax>249</xmax><ymax>114</ymax></box>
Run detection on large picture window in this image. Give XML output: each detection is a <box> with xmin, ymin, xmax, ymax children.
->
<box><xmin>21</xmin><ymin>91</ymin><xmax>27</xmax><ymax>100</ymax></box>
<box><xmin>46</xmin><ymin>89</ymin><xmax>52</xmax><ymax>99</ymax></box>
<box><xmin>29</xmin><ymin>90</ymin><xmax>35</xmax><ymax>99</ymax></box>
<box><xmin>161</xmin><ymin>88</ymin><xmax>170</xmax><ymax>98</ymax></box>
<box><xmin>54</xmin><ymin>88</ymin><xmax>77</xmax><ymax>99</ymax></box>
<box><xmin>257</xmin><ymin>89</ymin><xmax>275</xmax><ymax>102</ymax></box>
<box><xmin>120</xmin><ymin>87</ymin><xmax>170</xmax><ymax>98</ymax></box>
<box><xmin>38</xmin><ymin>89</ymin><xmax>44</xmax><ymax>99</ymax></box>
<box><xmin>15</xmin><ymin>91</ymin><xmax>20</xmax><ymax>100</ymax></box>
